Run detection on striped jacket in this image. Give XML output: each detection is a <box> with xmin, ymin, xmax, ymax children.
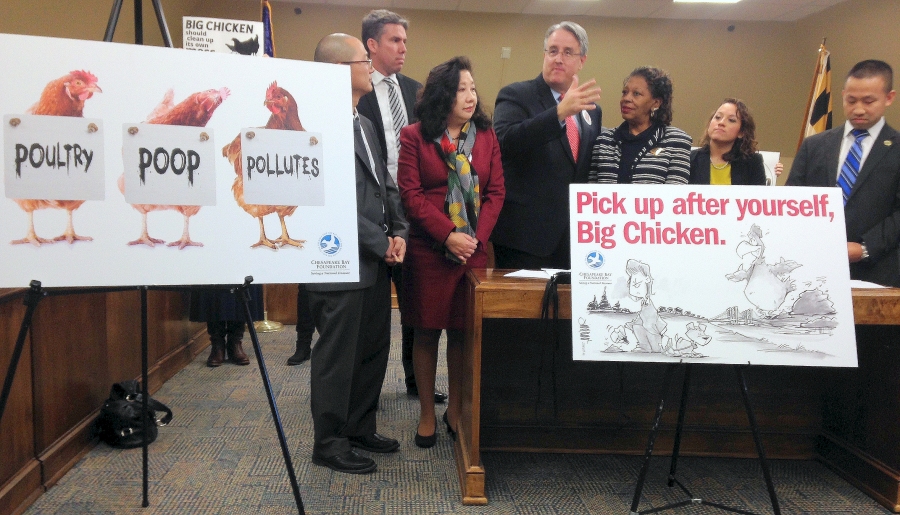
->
<box><xmin>589</xmin><ymin>124</ymin><xmax>692</xmax><ymax>184</ymax></box>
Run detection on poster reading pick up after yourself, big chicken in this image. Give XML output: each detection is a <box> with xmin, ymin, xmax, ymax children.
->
<box><xmin>569</xmin><ymin>184</ymin><xmax>856</xmax><ymax>368</ymax></box>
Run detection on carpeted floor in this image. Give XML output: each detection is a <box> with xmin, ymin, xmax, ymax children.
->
<box><xmin>22</xmin><ymin>312</ymin><xmax>891</xmax><ymax>514</ymax></box>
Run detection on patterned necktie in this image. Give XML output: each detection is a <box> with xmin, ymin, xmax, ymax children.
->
<box><xmin>566</xmin><ymin>115</ymin><xmax>580</xmax><ymax>161</ymax></box>
<box><xmin>383</xmin><ymin>77</ymin><xmax>406</xmax><ymax>142</ymax></box>
<box><xmin>837</xmin><ymin>128</ymin><xmax>869</xmax><ymax>205</ymax></box>
<box><xmin>559</xmin><ymin>94</ymin><xmax>580</xmax><ymax>161</ymax></box>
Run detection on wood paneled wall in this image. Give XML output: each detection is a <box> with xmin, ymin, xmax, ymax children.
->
<box><xmin>0</xmin><ymin>288</ymin><xmax>205</xmax><ymax>515</ymax></box>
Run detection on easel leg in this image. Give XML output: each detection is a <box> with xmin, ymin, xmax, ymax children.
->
<box><xmin>237</xmin><ymin>278</ymin><xmax>305</xmax><ymax>515</ymax></box>
<box><xmin>0</xmin><ymin>281</ymin><xmax>44</xmax><ymax>424</ymax></box>
<box><xmin>735</xmin><ymin>365</ymin><xmax>781</xmax><ymax>515</ymax></box>
<box><xmin>103</xmin><ymin>0</ymin><xmax>124</xmax><ymax>42</ymax></box>
<box><xmin>141</xmin><ymin>286</ymin><xmax>150</xmax><ymax>507</ymax></box>
<box><xmin>103</xmin><ymin>0</ymin><xmax>172</xmax><ymax>47</ymax></box>
<box><xmin>667</xmin><ymin>364</ymin><xmax>692</xmax><ymax>487</ymax></box>
<box><xmin>629</xmin><ymin>363</ymin><xmax>677</xmax><ymax>514</ymax></box>
<box><xmin>149</xmin><ymin>0</ymin><xmax>172</xmax><ymax>47</ymax></box>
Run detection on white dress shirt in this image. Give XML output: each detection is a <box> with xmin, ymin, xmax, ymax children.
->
<box><xmin>371</xmin><ymin>69</ymin><xmax>410</xmax><ymax>182</ymax></box>
<box><xmin>836</xmin><ymin>117</ymin><xmax>886</xmax><ymax>181</ymax></box>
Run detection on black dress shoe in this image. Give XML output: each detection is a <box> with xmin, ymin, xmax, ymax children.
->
<box><xmin>348</xmin><ymin>433</ymin><xmax>400</xmax><ymax>453</ymax></box>
<box><xmin>286</xmin><ymin>347</ymin><xmax>311</xmax><ymax>366</ymax></box>
<box><xmin>406</xmin><ymin>385</ymin><xmax>449</xmax><ymax>404</ymax></box>
<box><xmin>312</xmin><ymin>450</ymin><xmax>376</xmax><ymax>474</ymax></box>
<box><xmin>414</xmin><ymin>431</ymin><xmax>437</xmax><ymax>448</ymax></box>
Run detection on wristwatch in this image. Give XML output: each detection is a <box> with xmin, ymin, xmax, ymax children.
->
<box><xmin>860</xmin><ymin>243</ymin><xmax>870</xmax><ymax>261</ymax></box>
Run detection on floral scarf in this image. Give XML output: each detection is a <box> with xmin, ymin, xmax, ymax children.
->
<box><xmin>434</xmin><ymin>121</ymin><xmax>479</xmax><ymax>263</ymax></box>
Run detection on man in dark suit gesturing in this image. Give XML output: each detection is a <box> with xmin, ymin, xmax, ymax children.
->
<box><xmin>357</xmin><ymin>10</ymin><xmax>445</xmax><ymax>404</ymax></box>
<box><xmin>787</xmin><ymin>59</ymin><xmax>900</xmax><ymax>287</ymax></box>
<box><xmin>308</xmin><ymin>33</ymin><xmax>408</xmax><ymax>474</ymax></box>
<box><xmin>491</xmin><ymin>21</ymin><xmax>603</xmax><ymax>269</ymax></box>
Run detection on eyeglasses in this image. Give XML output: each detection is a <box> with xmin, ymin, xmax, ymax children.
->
<box><xmin>341</xmin><ymin>59</ymin><xmax>373</xmax><ymax>68</ymax></box>
<box><xmin>544</xmin><ymin>48</ymin><xmax>583</xmax><ymax>60</ymax></box>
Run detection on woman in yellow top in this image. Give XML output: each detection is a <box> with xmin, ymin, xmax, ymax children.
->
<box><xmin>689</xmin><ymin>98</ymin><xmax>779</xmax><ymax>185</ymax></box>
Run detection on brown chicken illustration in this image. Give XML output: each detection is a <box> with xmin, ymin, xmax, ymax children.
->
<box><xmin>118</xmin><ymin>87</ymin><xmax>230</xmax><ymax>248</ymax></box>
<box><xmin>12</xmin><ymin>70</ymin><xmax>102</xmax><ymax>246</ymax></box>
<box><xmin>222</xmin><ymin>81</ymin><xmax>305</xmax><ymax>249</ymax></box>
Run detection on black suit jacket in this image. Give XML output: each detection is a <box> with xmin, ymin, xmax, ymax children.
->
<box><xmin>689</xmin><ymin>147</ymin><xmax>766</xmax><ymax>185</ymax></box>
<box><xmin>490</xmin><ymin>74</ymin><xmax>602</xmax><ymax>257</ymax></box>
<box><xmin>356</xmin><ymin>73</ymin><xmax>422</xmax><ymax>160</ymax></box>
<box><xmin>307</xmin><ymin>114</ymin><xmax>408</xmax><ymax>293</ymax></box>
<box><xmin>786</xmin><ymin>123</ymin><xmax>900</xmax><ymax>287</ymax></box>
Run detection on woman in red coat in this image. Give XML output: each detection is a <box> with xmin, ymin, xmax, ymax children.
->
<box><xmin>397</xmin><ymin>56</ymin><xmax>505</xmax><ymax>447</ymax></box>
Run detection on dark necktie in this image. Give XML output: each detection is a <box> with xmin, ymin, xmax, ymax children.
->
<box><xmin>384</xmin><ymin>77</ymin><xmax>406</xmax><ymax>142</ymax></box>
<box><xmin>837</xmin><ymin>128</ymin><xmax>869</xmax><ymax>205</ymax></box>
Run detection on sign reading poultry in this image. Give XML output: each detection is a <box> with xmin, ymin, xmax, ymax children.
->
<box><xmin>0</xmin><ymin>33</ymin><xmax>358</xmax><ymax>287</ymax></box>
<box><xmin>4</xmin><ymin>114</ymin><xmax>105</xmax><ymax>201</ymax></box>
<box><xmin>569</xmin><ymin>184</ymin><xmax>857</xmax><ymax>368</ymax></box>
<box><xmin>240</xmin><ymin>128</ymin><xmax>324</xmax><ymax>206</ymax></box>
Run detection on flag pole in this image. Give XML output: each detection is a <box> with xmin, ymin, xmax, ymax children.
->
<box><xmin>797</xmin><ymin>39</ymin><xmax>828</xmax><ymax>151</ymax></box>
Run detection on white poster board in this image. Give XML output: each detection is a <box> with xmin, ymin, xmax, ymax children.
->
<box><xmin>182</xmin><ymin>17</ymin><xmax>264</xmax><ymax>55</ymax></box>
<box><xmin>0</xmin><ymin>33</ymin><xmax>359</xmax><ymax>287</ymax></box>
<box><xmin>569</xmin><ymin>184</ymin><xmax>857</xmax><ymax>368</ymax></box>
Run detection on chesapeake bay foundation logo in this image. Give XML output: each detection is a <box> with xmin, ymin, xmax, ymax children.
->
<box><xmin>318</xmin><ymin>233</ymin><xmax>341</xmax><ymax>256</ymax></box>
<box><xmin>312</xmin><ymin>232</ymin><xmax>350</xmax><ymax>275</ymax></box>
<box><xmin>585</xmin><ymin>250</ymin><xmax>604</xmax><ymax>269</ymax></box>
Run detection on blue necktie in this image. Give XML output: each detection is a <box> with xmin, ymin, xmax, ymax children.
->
<box><xmin>837</xmin><ymin>128</ymin><xmax>869</xmax><ymax>205</ymax></box>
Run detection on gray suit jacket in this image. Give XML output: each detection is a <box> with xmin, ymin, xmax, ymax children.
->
<box><xmin>787</xmin><ymin>123</ymin><xmax>900</xmax><ymax>286</ymax></box>
<box><xmin>307</xmin><ymin>114</ymin><xmax>408</xmax><ymax>292</ymax></box>
<box><xmin>357</xmin><ymin>73</ymin><xmax>422</xmax><ymax>160</ymax></box>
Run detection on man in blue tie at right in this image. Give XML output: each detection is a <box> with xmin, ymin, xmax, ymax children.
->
<box><xmin>788</xmin><ymin>59</ymin><xmax>900</xmax><ymax>287</ymax></box>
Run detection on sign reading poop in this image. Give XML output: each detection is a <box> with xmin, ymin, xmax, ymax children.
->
<box><xmin>0</xmin><ymin>33</ymin><xmax>358</xmax><ymax>287</ymax></box>
<box><xmin>569</xmin><ymin>184</ymin><xmax>857</xmax><ymax>368</ymax></box>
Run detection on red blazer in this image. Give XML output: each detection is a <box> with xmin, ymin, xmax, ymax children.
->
<box><xmin>397</xmin><ymin>122</ymin><xmax>505</xmax><ymax>248</ymax></box>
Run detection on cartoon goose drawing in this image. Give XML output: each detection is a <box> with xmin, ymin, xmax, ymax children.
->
<box><xmin>726</xmin><ymin>224</ymin><xmax>801</xmax><ymax>315</ymax></box>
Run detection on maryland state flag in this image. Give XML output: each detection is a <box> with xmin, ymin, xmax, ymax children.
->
<box><xmin>797</xmin><ymin>44</ymin><xmax>832</xmax><ymax>149</ymax></box>
<box><xmin>262</xmin><ymin>0</ymin><xmax>276</xmax><ymax>57</ymax></box>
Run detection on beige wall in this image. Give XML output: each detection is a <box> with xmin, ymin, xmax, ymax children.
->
<box><xmin>2</xmin><ymin>0</ymin><xmax>898</xmax><ymax>164</ymax></box>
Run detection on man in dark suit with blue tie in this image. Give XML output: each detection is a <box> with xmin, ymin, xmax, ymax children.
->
<box><xmin>308</xmin><ymin>33</ymin><xmax>408</xmax><ymax>474</ymax></box>
<box><xmin>787</xmin><ymin>59</ymin><xmax>900</xmax><ymax>287</ymax></box>
<box><xmin>491</xmin><ymin>21</ymin><xmax>603</xmax><ymax>269</ymax></box>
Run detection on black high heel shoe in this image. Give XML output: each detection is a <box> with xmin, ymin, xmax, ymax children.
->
<box><xmin>415</xmin><ymin>418</ymin><xmax>438</xmax><ymax>448</ymax></box>
<box><xmin>442</xmin><ymin>412</ymin><xmax>457</xmax><ymax>440</ymax></box>
<box><xmin>414</xmin><ymin>431</ymin><xmax>437</xmax><ymax>448</ymax></box>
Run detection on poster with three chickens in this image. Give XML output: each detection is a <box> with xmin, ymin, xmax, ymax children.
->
<box><xmin>0</xmin><ymin>33</ymin><xmax>360</xmax><ymax>287</ymax></box>
<box><xmin>569</xmin><ymin>184</ymin><xmax>858</xmax><ymax>367</ymax></box>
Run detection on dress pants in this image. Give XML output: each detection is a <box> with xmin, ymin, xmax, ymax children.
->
<box><xmin>296</xmin><ymin>284</ymin><xmax>315</xmax><ymax>348</ymax></box>
<box><xmin>493</xmin><ymin>233</ymin><xmax>571</xmax><ymax>270</ymax></box>
<box><xmin>391</xmin><ymin>264</ymin><xmax>416</xmax><ymax>388</ymax></box>
<box><xmin>307</xmin><ymin>264</ymin><xmax>392</xmax><ymax>457</ymax></box>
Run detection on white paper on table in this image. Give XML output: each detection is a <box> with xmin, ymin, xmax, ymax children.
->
<box><xmin>850</xmin><ymin>279</ymin><xmax>889</xmax><ymax>289</ymax></box>
<box><xmin>504</xmin><ymin>268</ymin><xmax>568</xmax><ymax>279</ymax></box>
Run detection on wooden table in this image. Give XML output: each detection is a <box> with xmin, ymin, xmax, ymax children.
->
<box><xmin>454</xmin><ymin>269</ymin><xmax>900</xmax><ymax>510</ymax></box>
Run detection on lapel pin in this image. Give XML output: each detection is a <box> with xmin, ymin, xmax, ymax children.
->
<box><xmin>885</xmin><ymin>140</ymin><xmax>893</xmax><ymax>147</ymax></box>
<box><xmin>582</xmin><ymin>111</ymin><xmax>592</xmax><ymax>125</ymax></box>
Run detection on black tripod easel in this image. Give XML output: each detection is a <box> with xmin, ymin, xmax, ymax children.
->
<box><xmin>0</xmin><ymin>279</ymin><xmax>305</xmax><ymax>513</ymax></box>
<box><xmin>2</xmin><ymin>4</ymin><xmax>305</xmax><ymax>512</ymax></box>
<box><xmin>628</xmin><ymin>363</ymin><xmax>781</xmax><ymax>515</ymax></box>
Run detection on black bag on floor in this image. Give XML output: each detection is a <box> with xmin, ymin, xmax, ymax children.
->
<box><xmin>94</xmin><ymin>380</ymin><xmax>173</xmax><ymax>449</ymax></box>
